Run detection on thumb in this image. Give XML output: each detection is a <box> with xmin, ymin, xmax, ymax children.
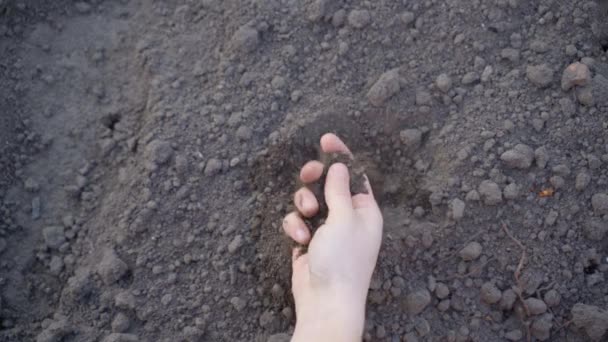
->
<box><xmin>325</xmin><ymin>163</ymin><xmax>353</xmax><ymax>221</ymax></box>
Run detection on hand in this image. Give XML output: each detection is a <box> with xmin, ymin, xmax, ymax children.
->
<box><xmin>283</xmin><ymin>133</ymin><xmax>383</xmax><ymax>342</ymax></box>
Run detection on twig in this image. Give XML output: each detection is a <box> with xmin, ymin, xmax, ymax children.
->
<box><xmin>501</xmin><ymin>221</ymin><xmax>531</xmax><ymax>342</ymax></box>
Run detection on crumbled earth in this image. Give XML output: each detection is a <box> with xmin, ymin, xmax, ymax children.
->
<box><xmin>1</xmin><ymin>1</ymin><xmax>608</xmax><ymax>341</ymax></box>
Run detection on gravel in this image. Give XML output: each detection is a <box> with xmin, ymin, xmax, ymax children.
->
<box><xmin>591</xmin><ymin>193</ymin><xmax>608</xmax><ymax>214</ymax></box>
<box><xmin>459</xmin><ymin>242</ymin><xmax>482</xmax><ymax>261</ymax></box>
<box><xmin>480</xmin><ymin>282</ymin><xmax>502</xmax><ymax>304</ymax></box>
<box><xmin>405</xmin><ymin>289</ymin><xmax>431</xmax><ymax>315</ymax></box>
<box><xmin>478</xmin><ymin>180</ymin><xmax>502</xmax><ymax>205</ymax></box>
<box><xmin>500</xmin><ymin>144</ymin><xmax>534</xmax><ymax>169</ymax></box>
<box><xmin>367</xmin><ymin>69</ymin><xmax>401</xmax><ymax>106</ymax></box>
<box><xmin>561</xmin><ymin>62</ymin><xmax>591</xmax><ymax>91</ymax></box>
<box><xmin>526</xmin><ymin>64</ymin><xmax>554</xmax><ymax>88</ymax></box>
<box><xmin>42</xmin><ymin>226</ymin><xmax>66</xmax><ymax>249</ymax></box>
<box><xmin>96</xmin><ymin>248</ymin><xmax>129</xmax><ymax>285</ymax></box>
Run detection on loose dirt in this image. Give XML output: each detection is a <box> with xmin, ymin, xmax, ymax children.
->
<box><xmin>1</xmin><ymin>1</ymin><xmax>608</xmax><ymax>341</ymax></box>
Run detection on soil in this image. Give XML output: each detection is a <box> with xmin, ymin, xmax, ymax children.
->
<box><xmin>1</xmin><ymin>0</ymin><xmax>608</xmax><ymax>341</ymax></box>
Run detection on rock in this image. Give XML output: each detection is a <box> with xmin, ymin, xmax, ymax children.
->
<box><xmin>36</xmin><ymin>318</ymin><xmax>72</xmax><ymax>342</ymax></box>
<box><xmin>461</xmin><ymin>72</ymin><xmax>479</xmax><ymax>85</ymax></box>
<box><xmin>525</xmin><ymin>298</ymin><xmax>547</xmax><ymax>315</ymax></box>
<box><xmin>561</xmin><ymin>62</ymin><xmax>591</xmax><ymax>91</ymax></box>
<box><xmin>435</xmin><ymin>283</ymin><xmax>450</xmax><ymax>299</ymax></box>
<box><xmin>449</xmin><ymin>198</ymin><xmax>465</xmax><ymax>221</ymax></box>
<box><xmin>204</xmin><ymin>158</ymin><xmax>222</xmax><ymax>176</ymax></box>
<box><xmin>236</xmin><ymin>126</ymin><xmax>252</xmax><ymax>141</ymax></box>
<box><xmin>591</xmin><ymin>193</ymin><xmax>608</xmax><ymax>214</ymax></box>
<box><xmin>367</xmin><ymin>69</ymin><xmax>401</xmax><ymax>106</ymax></box>
<box><xmin>259</xmin><ymin>310</ymin><xmax>276</xmax><ymax>328</ymax></box>
<box><xmin>347</xmin><ymin>9</ymin><xmax>371</xmax><ymax>28</ymax></box>
<box><xmin>526</xmin><ymin>64</ymin><xmax>554</xmax><ymax>87</ymax></box>
<box><xmin>400</xmin><ymin>129</ymin><xmax>422</xmax><ymax>148</ymax></box>
<box><xmin>102</xmin><ymin>333</ymin><xmax>139</xmax><ymax>342</ymax></box>
<box><xmin>500</xmin><ymin>289</ymin><xmax>517</xmax><ymax>311</ymax></box>
<box><xmin>575</xmin><ymin>171</ymin><xmax>591</xmax><ymax>191</ymax></box>
<box><xmin>436</xmin><ymin>73</ymin><xmax>452</xmax><ymax>92</ymax></box>
<box><xmin>505</xmin><ymin>330</ymin><xmax>523</xmax><ymax>341</ymax></box>
<box><xmin>405</xmin><ymin>289</ymin><xmax>431</xmax><ymax>315</ymax></box>
<box><xmin>182</xmin><ymin>326</ymin><xmax>204</xmax><ymax>341</ymax></box>
<box><xmin>43</xmin><ymin>226</ymin><xmax>65</xmax><ymax>249</ymax></box>
<box><xmin>230</xmin><ymin>25</ymin><xmax>259</xmax><ymax>54</ymax></box>
<box><xmin>115</xmin><ymin>291</ymin><xmax>136</xmax><ymax>310</ymax></box>
<box><xmin>267</xmin><ymin>333</ymin><xmax>291</xmax><ymax>342</ymax></box>
<box><xmin>111</xmin><ymin>313</ymin><xmax>130</xmax><ymax>333</ymax></box>
<box><xmin>228</xmin><ymin>235</ymin><xmax>243</xmax><ymax>254</ymax></box>
<box><xmin>459</xmin><ymin>242</ymin><xmax>482</xmax><ymax>261</ymax></box>
<box><xmin>534</xmin><ymin>146</ymin><xmax>549</xmax><ymax>168</ymax></box>
<box><xmin>97</xmin><ymin>248</ymin><xmax>129</xmax><ymax>285</ymax></box>
<box><xmin>480</xmin><ymin>282</ymin><xmax>502</xmax><ymax>304</ymax></box>
<box><xmin>415</xmin><ymin>89</ymin><xmax>432</xmax><ymax>105</ymax></box>
<box><xmin>543</xmin><ymin>289</ymin><xmax>561</xmax><ymax>307</ymax></box>
<box><xmin>531</xmin><ymin>313</ymin><xmax>553</xmax><ymax>341</ymax></box>
<box><xmin>307</xmin><ymin>0</ymin><xmax>331</xmax><ymax>22</ymax></box>
<box><xmin>61</xmin><ymin>268</ymin><xmax>93</xmax><ymax>303</ymax></box>
<box><xmin>478</xmin><ymin>180</ymin><xmax>502</xmax><ymax>205</ymax></box>
<box><xmin>503</xmin><ymin>183</ymin><xmax>520</xmax><ymax>200</ymax></box>
<box><xmin>584</xmin><ymin>219</ymin><xmax>608</xmax><ymax>241</ymax></box>
<box><xmin>49</xmin><ymin>256</ymin><xmax>64</xmax><ymax>275</ymax></box>
<box><xmin>501</xmin><ymin>144</ymin><xmax>534</xmax><ymax>169</ymax></box>
<box><xmin>230</xmin><ymin>296</ymin><xmax>247</xmax><ymax>311</ymax></box>
<box><xmin>145</xmin><ymin>140</ymin><xmax>173</xmax><ymax>165</ymax></box>
<box><xmin>571</xmin><ymin>303</ymin><xmax>608</xmax><ymax>341</ymax></box>
<box><xmin>576</xmin><ymin>85</ymin><xmax>594</xmax><ymax>106</ymax></box>
<box><xmin>400</xmin><ymin>11</ymin><xmax>415</xmax><ymax>25</ymax></box>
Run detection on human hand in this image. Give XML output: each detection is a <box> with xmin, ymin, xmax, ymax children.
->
<box><xmin>283</xmin><ymin>133</ymin><xmax>383</xmax><ymax>342</ymax></box>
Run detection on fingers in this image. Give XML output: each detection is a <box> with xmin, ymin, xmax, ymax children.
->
<box><xmin>353</xmin><ymin>176</ymin><xmax>383</xmax><ymax>230</ymax></box>
<box><xmin>299</xmin><ymin>160</ymin><xmax>324</xmax><ymax>183</ymax></box>
<box><xmin>294</xmin><ymin>187</ymin><xmax>319</xmax><ymax>217</ymax></box>
<box><xmin>320</xmin><ymin>133</ymin><xmax>352</xmax><ymax>156</ymax></box>
<box><xmin>283</xmin><ymin>212</ymin><xmax>311</xmax><ymax>244</ymax></box>
<box><xmin>325</xmin><ymin>163</ymin><xmax>353</xmax><ymax>217</ymax></box>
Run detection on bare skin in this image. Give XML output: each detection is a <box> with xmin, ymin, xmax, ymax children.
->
<box><xmin>282</xmin><ymin>133</ymin><xmax>384</xmax><ymax>342</ymax></box>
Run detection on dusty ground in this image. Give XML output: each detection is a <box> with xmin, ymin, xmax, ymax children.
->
<box><xmin>1</xmin><ymin>0</ymin><xmax>608</xmax><ymax>341</ymax></box>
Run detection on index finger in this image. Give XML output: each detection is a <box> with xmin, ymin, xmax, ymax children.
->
<box><xmin>320</xmin><ymin>133</ymin><xmax>353</xmax><ymax>156</ymax></box>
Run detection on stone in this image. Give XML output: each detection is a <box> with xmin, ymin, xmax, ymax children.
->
<box><xmin>236</xmin><ymin>126</ymin><xmax>252</xmax><ymax>141</ymax></box>
<box><xmin>526</xmin><ymin>64</ymin><xmax>554</xmax><ymax>88</ymax></box>
<box><xmin>228</xmin><ymin>235</ymin><xmax>243</xmax><ymax>254</ymax></box>
<box><xmin>576</xmin><ymin>85</ymin><xmax>594</xmax><ymax>106</ymax></box>
<box><xmin>478</xmin><ymin>180</ymin><xmax>502</xmax><ymax>205</ymax></box>
<box><xmin>584</xmin><ymin>219</ymin><xmax>608</xmax><ymax>241</ymax></box>
<box><xmin>561</xmin><ymin>62</ymin><xmax>591</xmax><ymax>91</ymax></box>
<box><xmin>505</xmin><ymin>330</ymin><xmax>523</xmax><ymax>341</ymax></box>
<box><xmin>534</xmin><ymin>146</ymin><xmax>549</xmax><ymax>168</ymax></box>
<box><xmin>525</xmin><ymin>298</ymin><xmax>547</xmax><ymax>315</ymax></box>
<box><xmin>480</xmin><ymin>282</ymin><xmax>502</xmax><ymax>304</ymax></box>
<box><xmin>101</xmin><ymin>333</ymin><xmax>139</xmax><ymax>342</ymax></box>
<box><xmin>543</xmin><ymin>289</ymin><xmax>561</xmax><ymax>307</ymax></box>
<box><xmin>230</xmin><ymin>296</ymin><xmax>247</xmax><ymax>311</ymax></box>
<box><xmin>115</xmin><ymin>291</ymin><xmax>136</xmax><ymax>310</ymax></box>
<box><xmin>97</xmin><ymin>248</ymin><xmax>129</xmax><ymax>285</ymax></box>
<box><xmin>591</xmin><ymin>193</ymin><xmax>608</xmax><ymax>214</ymax></box>
<box><xmin>575</xmin><ymin>171</ymin><xmax>591</xmax><ymax>191</ymax></box>
<box><xmin>43</xmin><ymin>226</ymin><xmax>65</xmax><ymax>249</ymax></box>
<box><xmin>571</xmin><ymin>303</ymin><xmax>608</xmax><ymax>340</ymax></box>
<box><xmin>35</xmin><ymin>318</ymin><xmax>72</xmax><ymax>342</ymax></box>
<box><xmin>531</xmin><ymin>314</ymin><xmax>553</xmax><ymax>341</ymax></box>
<box><xmin>503</xmin><ymin>183</ymin><xmax>520</xmax><ymax>200</ymax></box>
<box><xmin>145</xmin><ymin>140</ymin><xmax>173</xmax><ymax>165</ymax></box>
<box><xmin>400</xmin><ymin>11</ymin><xmax>415</xmax><ymax>25</ymax></box>
<box><xmin>405</xmin><ymin>289</ymin><xmax>431</xmax><ymax>315</ymax></box>
<box><xmin>111</xmin><ymin>313</ymin><xmax>130</xmax><ymax>333</ymax></box>
<box><xmin>501</xmin><ymin>144</ymin><xmax>534</xmax><ymax>169</ymax></box>
<box><xmin>461</xmin><ymin>72</ymin><xmax>479</xmax><ymax>85</ymax></box>
<box><xmin>204</xmin><ymin>158</ymin><xmax>222</xmax><ymax>176</ymax></box>
<box><xmin>307</xmin><ymin>0</ymin><xmax>331</xmax><ymax>21</ymax></box>
<box><xmin>459</xmin><ymin>242</ymin><xmax>482</xmax><ymax>261</ymax></box>
<box><xmin>367</xmin><ymin>69</ymin><xmax>401</xmax><ymax>106</ymax></box>
<box><xmin>230</xmin><ymin>25</ymin><xmax>259</xmax><ymax>54</ymax></box>
<box><xmin>347</xmin><ymin>10</ymin><xmax>371</xmax><ymax>28</ymax></box>
<box><xmin>435</xmin><ymin>283</ymin><xmax>450</xmax><ymax>299</ymax></box>
<box><xmin>436</xmin><ymin>73</ymin><xmax>452</xmax><ymax>92</ymax></box>
<box><xmin>400</xmin><ymin>129</ymin><xmax>422</xmax><ymax>148</ymax></box>
<box><xmin>500</xmin><ymin>289</ymin><xmax>517</xmax><ymax>311</ymax></box>
<box><xmin>449</xmin><ymin>198</ymin><xmax>465</xmax><ymax>221</ymax></box>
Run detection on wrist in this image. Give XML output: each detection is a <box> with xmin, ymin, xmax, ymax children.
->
<box><xmin>292</xmin><ymin>288</ymin><xmax>366</xmax><ymax>342</ymax></box>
